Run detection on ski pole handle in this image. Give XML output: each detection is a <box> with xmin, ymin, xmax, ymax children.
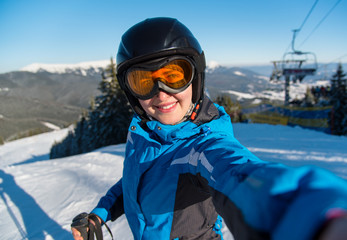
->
<box><xmin>71</xmin><ymin>212</ymin><xmax>89</xmax><ymax>240</ymax></box>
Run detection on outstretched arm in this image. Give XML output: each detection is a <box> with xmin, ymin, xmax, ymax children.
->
<box><xmin>191</xmin><ymin>135</ymin><xmax>347</xmax><ymax>240</ymax></box>
<box><xmin>91</xmin><ymin>178</ymin><xmax>124</xmax><ymax>222</ymax></box>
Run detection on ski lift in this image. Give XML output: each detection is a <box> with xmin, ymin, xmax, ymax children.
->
<box><xmin>270</xmin><ymin>61</ymin><xmax>281</xmax><ymax>81</ymax></box>
<box><xmin>271</xmin><ymin>30</ymin><xmax>318</xmax><ymax>82</ymax></box>
<box><xmin>281</xmin><ymin>50</ymin><xmax>317</xmax><ymax>83</ymax></box>
<box><xmin>270</xmin><ymin>30</ymin><xmax>318</xmax><ymax>104</ymax></box>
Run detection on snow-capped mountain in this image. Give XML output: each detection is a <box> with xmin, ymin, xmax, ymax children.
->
<box><xmin>1</xmin><ymin>59</ymin><xmax>343</xmax><ymax>141</ymax></box>
<box><xmin>204</xmin><ymin>61</ymin><xmax>343</xmax><ymax>104</ymax></box>
<box><xmin>15</xmin><ymin>59</ymin><xmax>342</xmax><ymax>106</ymax></box>
<box><xmin>21</xmin><ymin>60</ymin><xmax>221</xmax><ymax>75</ymax></box>
<box><xmin>11</xmin><ymin>59</ymin><xmax>344</xmax><ymax>106</ymax></box>
<box><xmin>20</xmin><ymin>60</ymin><xmax>110</xmax><ymax>76</ymax></box>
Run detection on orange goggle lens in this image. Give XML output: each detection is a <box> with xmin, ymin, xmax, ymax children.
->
<box><xmin>126</xmin><ymin>59</ymin><xmax>193</xmax><ymax>97</ymax></box>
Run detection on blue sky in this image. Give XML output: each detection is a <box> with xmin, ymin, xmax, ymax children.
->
<box><xmin>0</xmin><ymin>0</ymin><xmax>346</xmax><ymax>73</ymax></box>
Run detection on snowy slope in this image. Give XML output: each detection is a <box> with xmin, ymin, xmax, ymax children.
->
<box><xmin>1</xmin><ymin>123</ymin><xmax>347</xmax><ymax>239</ymax></box>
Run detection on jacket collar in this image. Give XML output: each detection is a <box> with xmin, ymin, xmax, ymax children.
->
<box><xmin>135</xmin><ymin>96</ymin><xmax>220</xmax><ymax>143</ymax></box>
<box><xmin>192</xmin><ymin>95</ymin><xmax>219</xmax><ymax>125</ymax></box>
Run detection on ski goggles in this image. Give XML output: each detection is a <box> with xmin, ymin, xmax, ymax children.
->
<box><xmin>125</xmin><ymin>57</ymin><xmax>195</xmax><ymax>100</ymax></box>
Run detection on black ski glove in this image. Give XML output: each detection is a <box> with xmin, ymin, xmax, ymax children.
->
<box><xmin>71</xmin><ymin>212</ymin><xmax>113</xmax><ymax>240</ymax></box>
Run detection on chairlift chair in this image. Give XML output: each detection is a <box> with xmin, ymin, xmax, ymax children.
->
<box><xmin>270</xmin><ymin>29</ymin><xmax>318</xmax><ymax>105</ymax></box>
<box><xmin>281</xmin><ymin>50</ymin><xmax>318</xmax><ymax>82</ymax></box>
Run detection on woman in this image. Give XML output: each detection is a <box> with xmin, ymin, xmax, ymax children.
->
<box><xmin>72</xmin><ymin>17</ymin><xmax>347</xmax><ymax>240</ymax></box>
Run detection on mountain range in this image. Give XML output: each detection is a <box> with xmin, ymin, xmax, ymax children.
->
<box><xmin>0</xmin><ymin>60</ymin><xmax>344</xmax><ymax>141</ymax></box>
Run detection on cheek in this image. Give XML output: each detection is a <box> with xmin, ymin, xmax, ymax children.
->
<box><xmin>139</xmin><ymin>99</ymin><xmax>152</xmax><ymax>112</ymax></box>
<box><xmin>178</xmin><ymin>86</ymin><xmax>193</xmax><ymax>103</ymax></box>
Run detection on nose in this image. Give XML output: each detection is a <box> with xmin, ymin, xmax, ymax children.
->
<box><xmin>156</xmin><ymin>90</ymin><xmax>171</xmax><ymax>100</ymax></box>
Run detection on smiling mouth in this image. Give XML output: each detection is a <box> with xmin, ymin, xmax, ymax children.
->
<box><xmin>158</xmin><ymin>102</ymin><xmax>177</xmax><ymax>110</ymax></box>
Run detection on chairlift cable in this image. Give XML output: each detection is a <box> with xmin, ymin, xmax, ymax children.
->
<box><xmin>298</xmin><ymin>0</ymin><xmax>343</xmax><ymax>48</ymax></box>
<box><xmin>282</xmin><ymin>0</ymin><xmax>319</xmax><ymax>54</ymax></box>
<box><xmin>297</xmin><ymin>0</ymin><xmax>320</xmax><ymax>33</ymax></box>
<box><xmin>317</xmin><ymin>53</ymin><xmax>347</xmax><ymax>70</ymax></box>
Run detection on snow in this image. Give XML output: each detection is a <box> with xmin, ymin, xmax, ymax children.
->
<box><xmin>256</xmin><ymin>75</ymin><xmax>269</xmax><ymax>81</ymax></box>
<box><xmin>0</xmin><ymin>87</ymin><xmax>10</xmax><ymax>92</ymax></box>
<box><xmin>222</xmin><ymin>90</ymin><xmax>255</xmax><ymax>100</ymax></box>
<box><xmin>217</xmin><ymin>79</ymin><xmax>328</xmax><ymax>102</ymax></box>
<box><xmin>233</xmin><ymin>71</ymin><xmax>245</xmax><ymax>77</ymax></box>
<box><xmin>1</xmin><ymin>123</ymin><xmax>347</xmax><ymax>239</ymax></box>
<box><xmin>207</xmin><ymin>60</ymin><xmax>221</xmax><ymax>70</ymax></box>
<box><xmin>20</xmin><ymin>60</ymin><xmax>110</xmax><ymax>76</ymax></box>
<box><xmin>41</xmin><ymin>122</ymin><xmax>61</xmax><ymax>131</ymax></box>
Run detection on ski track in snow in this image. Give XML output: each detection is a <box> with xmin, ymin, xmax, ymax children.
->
<box><xmin>0</xmin><ymin>123</ymin><xmax>347</xmax><ymax>239</ymax></box>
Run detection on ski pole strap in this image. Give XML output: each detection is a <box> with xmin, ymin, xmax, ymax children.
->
<box><xmin>71</xmin><ymin>212</ymin><xmax>114</xmax><ymax>240</ymax></box>
<box><xmin>89</xmin><ymin>213</ymin><xmax>114</xmax><ymax>240</ymax></box>
<box><xmin>71</xmin><ymin>213</ymin><xmax>89</xmax><ymax>240</ymax></box>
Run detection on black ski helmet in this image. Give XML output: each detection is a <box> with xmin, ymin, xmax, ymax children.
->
<box><xmin>116</xmin><ymin>17</ymin><xmax>206</xmax><ymax>119</ymax></box>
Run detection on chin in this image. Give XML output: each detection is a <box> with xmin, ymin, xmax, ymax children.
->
<box><xmin>158</xmin><ymin>116</ymin><xmax>181</xmax><ymax>125</ymax></box>
<box><xmin>161</xmin><ymin>120</ymin><xmax>178</xmax><ymax>125</ymax></box>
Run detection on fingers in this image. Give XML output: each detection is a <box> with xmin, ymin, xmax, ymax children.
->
<box><xmin>71</xmin><ymin>227</ymin><xmax>84</xmax><ymax>240</ymax></box>
<box><xmin>71</xmin><ymin>213</ymin><xmax>103</xmax><ymax>240</ymax></box>
<box><xmin>318</xmin><ymin>217</ymin><xmax>347</xmax><ymax>240</ymax></box>
<box><xmin>88</xmin><ymin>215</ymin><xmax>101</xmax><ymax>226</ymax></box>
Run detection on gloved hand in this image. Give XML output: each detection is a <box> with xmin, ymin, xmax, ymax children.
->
<box><xmin>71</xmin><ymin>213</ymin><xmax>91</xmax><ymax>240</ymax></box>
<box><xmin>317</xmin><ymin>215</ymin><xmax>347</xmax><ymax>240</ymax></box>
<box><xmin>71</xmin><ymin>212</ymin><xmax>112</xmax><ymax>240</ymax></box>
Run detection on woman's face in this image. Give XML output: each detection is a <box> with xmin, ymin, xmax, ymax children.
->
<box><xmin>139</xmin><ymin>85</ymin><xmax>193</xmax><ymax>125</ymax></box>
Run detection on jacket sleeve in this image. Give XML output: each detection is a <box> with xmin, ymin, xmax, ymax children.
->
<box><xmin>91</xmin><ymin>178</ymin><xmax>124</xmax><ymax>222</ymax></box>
<box><xmin>195</xmin><ymin>136</ymin><xmax>347</xmax><ymax>240</ymax></box>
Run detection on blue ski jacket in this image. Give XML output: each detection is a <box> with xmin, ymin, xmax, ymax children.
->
<box><xmin>92</xmin><ymin>97</ymin><xmax>347</xmax><ymax>240</ymax></box>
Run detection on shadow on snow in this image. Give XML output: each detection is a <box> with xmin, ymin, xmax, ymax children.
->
<box><xmin>0</xmin><ymin>169</ymin><xmax>72</xmax><ymax>240</ymax></box>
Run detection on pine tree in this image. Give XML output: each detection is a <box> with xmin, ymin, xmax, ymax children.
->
<box><xmin>50</xmin><ymin>58</ymin><xmax>133</xmax><ymax>159</ymax></box>
<box><xmin>92</xmin><ymin>57</ymin><xmax>133</xmax><ymax>147</ymax></box>
<box><xmin>329</xmin><ymin>63</ymin><xmax>347</xmax><ymax>135</ymax></box>
<box><xmin>215</xmin><ymin>95</ymin><xmax>242</xmax><ymax>122</ymax></box>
